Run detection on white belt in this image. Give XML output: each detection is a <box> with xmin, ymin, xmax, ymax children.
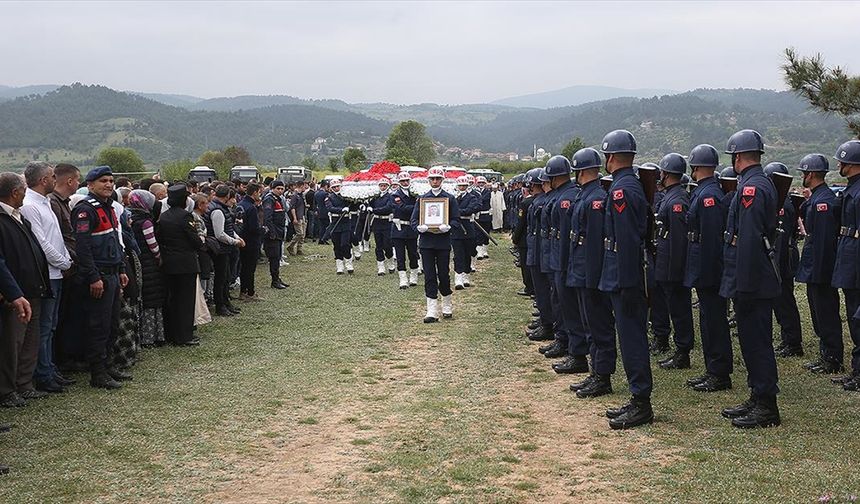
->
<box><xmin>393</xmin><ymin>218</ymin><xmax>410</xmax><ymax>225</ymax></box>
<box><xmin>375</xmin><ymin>215</ymin><xmax>392</xmax><ymax>221</ymax></box>
<box><xmin>478</xmin><ymin>210</ymin><xmax>491</xmax><ymax>215</ymax></box>
<box><xmin>349</xmin><ymin>211</ymin><xmax>359</xmax><ymax>216</ymax></box>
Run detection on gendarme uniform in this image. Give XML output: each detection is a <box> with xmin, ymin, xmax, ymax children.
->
<box><xmin>475</xmin><ymin>179</ymin><xmax>492</xmax><ymax>259</ymax></box>
<box><xmin>323</xmin><ymin>181</ymin><xmax>353</xmax><ymax>274</ymax></box>
<box><xmin>525</xmin><ymin>172</ymin><xmax>555</xmax><ymax>343</ymax></box>
<box><xmin>262</xmin><ymin>183</ymin><xmax>288</xmax><ymax>288</ymax></box>
<box><xmin>452</xmin><ymin>177</ymin><xmax>480</xmax><ymax>289</ymax></box>
<box><xmin>368</xmin><ymin>180</ymin><xmax>395</xmax><ymax>275</ymax></box>
<box><xmin>390</xmin><ymin>173</ymin><xmax>420</xmax><ymax>288</ymax></box>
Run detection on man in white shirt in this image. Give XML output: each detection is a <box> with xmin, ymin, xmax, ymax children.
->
<box><xmin>20</xmin><ymin>162</ymin><xmax>73</xmax><ymax>393</ymax></box>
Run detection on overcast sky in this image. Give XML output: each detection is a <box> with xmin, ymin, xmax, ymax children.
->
<box><xmin>2</xmin><ymin>1</ymin><xmax>857</xmax><ymax>104</ymax></box>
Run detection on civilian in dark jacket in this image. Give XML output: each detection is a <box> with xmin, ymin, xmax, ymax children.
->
<box><xmin>238</xmin><ymin>183</ymin><xmax>264</xmax><ymax>299</ymax></box>
<box><xmin>157</xmin><ymin>184</ymin><xmax>204</xmax><ymax>346</ymax></box>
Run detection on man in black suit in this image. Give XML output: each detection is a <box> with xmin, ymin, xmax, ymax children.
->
<box><xmin>157</xmin><ymin>184</ymin><xmax>204</xmax><ymax>346</ymax></box>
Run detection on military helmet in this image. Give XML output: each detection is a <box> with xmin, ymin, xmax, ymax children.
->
<box><xmin>719</xmin><ymin>166</ymin><xmax>737</xmax><ymax>180</ymax></box>
<box><xmin>397</xmin><ymin>171</ymin><xmax>411</xmax><ymax>182</ymax></box>
<box><xmin>725</xmin><ymin>129</ymin><xmax>765</xmax><ymax>154</ymax></box>
<box><xmin>476</xmin><ymin>176</ymin><xmax>488</xmax><ymax>184</ymax></box>
<box><xmin>378</xmin><ymin>177</ymin><xmax>391</xmax><ymax>186</ymax></box>
<box><xmin>456</xmin><ymin>175</ymin><xmax>469</xmax><ymax>186</ymax></box>
<box><xmin>764</xmin><ymin>162</ymin><xmax>789</xmax><ymax>178</ymax></box>
<box><xmin>659</xmin><ymin>153</ymin><xmax>687</xmax><ymax>175</ymax></box>
<box><xmin>330</xmin><ymin>178</ymin><xmax>342</xmax><ymax>188</ymax></box>
<box><xmin>689</xmin><ymin>144</ymin><xmax>720</xmax><ymax>167</ymax></box>
<box><xmin>680</xmin><ymin>173</ymin><xmax>692</xmax><ymax>186</ymax></box>
<box><xmin>834</xmin><ymin>140</ymin><xmax>860</xmax><ymax>165</ymax></box>
<box><xmin>427</xmin><ymin>166</ymin><xmax>445</xmax><ymax>179</ymax></box>
<box><xmin>466</xmin><ymin>174</ymin><xmax>475</xmax><ymax>184</ymax></box>
<box><xmin>798</xmin><ymin>153</ymin><xmax>830</xmax><ymax>172</ymax></box>
<box><xmin>525</xmin><ymin>168</ymin><xmax>544</xmax><ymax>185</ymax></box>
<box><xmin>544</xmin><ymin>155</ymin><xmax>572</xmax><ymax>177</ymax></box>
<box><xmin>536</xmin><ymin>168</ymin><xmax>551</xmax><ymax>183</ymax></box>
<box><xmin>600</xmin><ymin>129</ymin><xmax>637</xmax><ymax>154</ymax></box>
<box><xmin>571</xmin><ymin>147</ymin><xmax>602</xmax><ymax>171</ymax></box>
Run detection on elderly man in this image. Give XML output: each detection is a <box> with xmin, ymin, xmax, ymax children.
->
<box><xmin>20</xmin><ymin>162</ymin><xmax>73</xmax><ymax>394</ymax></box>
<box><xmin>0</xmin><ymin>172</ymin><xmax>50</xmax><ymax>405</ymax></box>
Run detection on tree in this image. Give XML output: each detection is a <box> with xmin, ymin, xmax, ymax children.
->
<box><xmin>160</xmin><ymin>159</ymin><xmax>195</xmax><ymax>182</ymax></box>
<box><xmin>561</xmin><ymin>137</ymin><xmax>586</xmax><ymax>161</ymax></box>
<box><xmin>223</xmin><ymin>145</ymin><xmax>253</xmax><ymax>166</ymax></box>
<box><xmin>197</xmin><ymin>150</ymin><xmax>231</xmax><ymax>180</ymax></box>
<box><xmin>328</xmin><ymin>157</ymin><xmax>341</xmax><ymax>172</ymax></box>
<box><xmin>783</xmin><ymin>48</ymin><xmax>860</xmax><ymax>138</ymax></box>
<box><xmin>385</xmin><ymin>120</ymin><xmax>435</xmax><ymax>166</ymax></box>
<box><xmin>343</xmin><ymin>147</ymin><xmax>367</xmax><ymax>171</ymax></box>
<box><xmin>96</xmin><ymin>147</ymin><xmax>144</xmax><ymax>173</ymax></box>
<box><xmin>384</xmin><ymin>147</ymin><xmax>417</xmax><ymax>167</ymax></box>
<box><xmin>300</xmin><ymin>156</ymin><xmax>318</xmax><ymax>170</ymax></box>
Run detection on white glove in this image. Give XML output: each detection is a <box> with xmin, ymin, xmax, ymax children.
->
<box><xmin>417</xmin><ymin>224</ymin><xmax>429</xmax><ymax>233</ymax></box>
<box><xmin>359</xmin><ymin>204</ymin><xmax>367</xmax><ymax>211</ymax></box>
<box><xmin>341</xmin><ymin>207</ymin><xmax>349</xmax><ymax>214</ymax></box>
<box><xmin>438</xmin><ymin>224</ymin><xmax>451</xmax><ymax>233</ymax></box>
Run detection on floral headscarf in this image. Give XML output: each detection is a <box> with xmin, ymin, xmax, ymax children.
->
<box><xmin>128</xmin><ymin>189</ymin><xmax>156</xmax><ymax>211</ymax></box>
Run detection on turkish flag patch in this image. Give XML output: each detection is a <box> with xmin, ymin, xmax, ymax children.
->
<box><xmin>742</xmin><ymin>186</ymin><xmax>756</xmax><ymax>197</ymax></box>
<box><xmin>817</xmin><ymin>203</ymin><xmax>828</xmax><ymax>212</ymax></box>
<box><xmin>560</xmin><ymin>200</ymin><xmax>570</xmax><ymax>209</ymax></box>
<box><xmin>779</xmin><ymin>208</ymin><xmax>785</xmax><ymax>216</ymax></box>
<box><xmin>613</xmin><ymin>189</ymin><xmax>624</xmax><ymax>200</ymax></box>
<box><xmin>592</xmin><ymin>200</ymin><xmax>604</xmax><ymax>210</ymax></box>
<box><xmin>703</xmin><ymin>197</ymin><xmax>715</xmax><ymax>207</ymax></box>
<box><xmin>673</xmin><ymin>203</ymin><xmax>683</xmax><ymax>213</ymax></box>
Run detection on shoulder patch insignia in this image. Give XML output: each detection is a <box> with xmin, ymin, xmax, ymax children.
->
<box><xmin>817</xmin><ymin>203</ymin><xmax>828</xmax><ymax>212</ymax></box>
<box><xmin>78</xmin><ymin>211</ymin><xmax>88</xmax><ymax>219</ymax></box>
<box><xmin>672</xmin><ymin>203</ymin><xmax>683</xmax><ymax>213</ymax></box>
<box><xmin>703</xmin><ymin>197</ymin><xmax>715</xmax><ymax>207</ymax></box>
<box><xmin>592</xmin><ymin>200</ymin><xmax>604</xmax><ymax>210</ymax></box>
<box><xmin>612</xmin><ymin>189</ymin><xmax>624</xmax><ymax>201</ymax></box>
<box><xmin>779</xmin><ymin>208</ymin><xmax>785</xmax><ymax>216</ymax></box>
<box><xmin>560</xmin><ymin>200</ymin><xmax>570</xmax><ymax>209</ymax></box>
<box><xmin>742</xmin><ymin>186</ymin><xmax>756</xmax><ymax>197</ymax></box>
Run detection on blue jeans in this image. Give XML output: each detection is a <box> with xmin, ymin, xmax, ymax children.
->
<box><xmin>35</xmin><ymin>279</ymin><xmax>62</xmax><ymax>383</ymax></box>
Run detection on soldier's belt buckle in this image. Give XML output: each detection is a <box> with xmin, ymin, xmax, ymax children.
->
<box><xmin>577</xmin><ymin>236</ymin><xmax>585</xmax><ymax>245</ymax></box>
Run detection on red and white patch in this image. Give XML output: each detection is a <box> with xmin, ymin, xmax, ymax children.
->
<box><xmin>741</xmin><ymin>197</ymin><xmax>754</xmax><ymax>209</ymax></box>
<box><xmin>394</xmin><ymin>197</ymin><xmax>401</xmax><ymax>203</ymax></box>
<box><xmin>703</xmin><ymin>197</ymin><xmax>715</xmax><ymax>208</ymax></box>
<box><xmin>560</xmin><ymin>200</ymin><xmax>570</xmax><ymax>209</ymax></box>
<box><xmin>77</xmin><ymin>211</ymin><xmax>88</xmax><ymax>219</ymax></box>
<box><xmin>742</xmin><ymin>186</ymin><xmax>756</xmax><ymax>197</ymax></box>
<box><xmin>613</xmin><ymin>202</ymin><xmax>627</xmax><ymax>214</ymax></box>
<box><xmin>817</xmin><ymin>203</ymin><xmax>829</xmax><ymax>212</ymax></box>
<box><xmin>672</xmin><ymin>203</ymin><xmax>683</xmax><ymax>213</ymax></box>
<box><xmin>76</xmin><ymin>220</ymin><xmax>90</xmax><ymax>233</ymax></box>
<box><xmin>592</xmin><ymin>200</ymin><xmax>604</xmax><ymax>210</ymax></box>
<box><xmin>779</xmin><ymin>208</ymin><xmax>785</xmax><ymax>216</ymax></box>
<box><xmin>612</xmin><ymin>189</ymin><xmax>624</xmax><ymax>201</ymax></box>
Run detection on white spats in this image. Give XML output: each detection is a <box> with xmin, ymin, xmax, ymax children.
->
<box><xmin>345</xmin><ymin>256</ymin><xmax>355</xmax><ymax>274</ymax></box>
<box><xmin>409</xmin><ymin>269</ymin><xmax>419</xmax><ymax>286</ymax></box>
<box><xmin>377</xmin><ymin>261</ymin><xmax>386</xmax><ymax>276</ymax></box>
<box><xmin>336</xmin><ymin>259</ymin><xmax>344</xmax><ymax>274</ymax></box>
<box><xmin>398</xmin><ymin>270</ymin><xmax>409</xmax><ymax>289</ymax></box>
<box><xmin>424</xmin><ymin>297</ymin><xmax>439</xmax><ymax>323</ymax></box>
<box><xmin>454</xmin><ymin>273</ymin><xmax>465</xmax><ymax>290</ymax></box>
<box><xmin>441</xmin><ymin>295</ymin><xmax>453</xmax><ymax>318</ymax></box>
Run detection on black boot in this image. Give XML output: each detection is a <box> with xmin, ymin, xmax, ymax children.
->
<box><xmin>659</xmin><ymin>351</ymin><xmax>690</xmax><ymax>370</ymax></box>
<box><xmin>691</xmin><ymin>374</ymin><xmax>732</xmax><ymax>392</ymax></box>
<box><xmin>685</xmin><ymin>373</ymin><xmax>709</xmax><ymax>387</ymax></box>
<box><xmin>608</xmin><ymin>396</ymin><xmax>654</xmax><ymax>430</ymax></box>
<box><xmin>576</xmin><ymin>374</ymin><xmax>613</xmax><ymax>398</ymax></box>
<box><xmin>271</xmin><ymin>280</ymin><xmax>287</xmax><ymax>290</ymax></box>
<box><xmin>528</xmin><ymin>326</ymin><xmax>554</xmax><ymax>342</ymax></box>
<box><xmin>570</xmin><ymin>374</ymin><xmax>595</xmax><ymax>392</ymax></box>
<box><xmin>215</xmin><ymin>306</ymin><xmax>234</xmax><ymax>317</ymax></box>
<box><xmin>775</xmin><ymin>345</ymin><xmax>804</xmax><ymax>358</ymax></box>
<box><xmin>544</xmin><ymin>342</ymin><xmax>568</xmax><ymax>359</ymax></box>
<box><xmin>843</xmin><ymin>375</ymin><xmax>860</xmax><ymax>391</ymax></box>
<box><xmin>810</xmin><ymin>359</ymin><xmax>844</xmax><ymax>375</ymax></box>
<box><xmin>553</xmin><ymin>355</ymin><xmax>589</xmax><ymax>374</ymax></box>
<box><xmin>731</xmin><ymin>395</ymin><xmax>780</xmax><ymax>428</ymax></box>
<box><xmin>527</xmin><ymin>319</ymin><xmax>540</xmax><ymax>331</ymax></box>
<box><xmin>107</xmin><ymin>368</ymin><xmax>133</xmax><ymax>382</ymax></box>
<box><xmin>90</xmin><ymin>372</ymin><xmax>122</xmax><ymax>390</ymax></box>
<box><xmin>721</xmin><ymin>394</ymin><xmax>757</xmax><ymax>419</ymax></box>
<box><xmin>649</xmin><ymin>336</ymin><xmax>670</xmax><ymax>355</ymax></box>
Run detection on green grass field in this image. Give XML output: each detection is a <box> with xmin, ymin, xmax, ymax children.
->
<box><xmin>1</xmin><ymin>238</ymin><xmax>858</xmax><ymax>503</ymax></box>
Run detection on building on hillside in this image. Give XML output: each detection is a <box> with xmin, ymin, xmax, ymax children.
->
<box><xmin>311</xmin><ymin>137</ymin><xmax>327</xmax><ymax>152</ymax></box>
<box><xmin>507</xmin><ymin>152</ymin><xmax>519</xmax><ymax>161</ymax></box>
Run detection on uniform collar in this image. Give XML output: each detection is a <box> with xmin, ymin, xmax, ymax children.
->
<box><xmin>738</xmin><ymin>164</ymin><xmax>763</xmax><ymax>183</ymax></box>
<box><xmin>848</xmin><ymin>174</ymin><xmax>860</xmax><ymax>187</ymax></box>
<box><xmin>612</xmin><ymin>166</ymin><xmax>635</xmax><ymax>179</ymax></box>
<box><xmin>810</xmin><ymin>182</ymin><xmax>830</xmax><ymax>196</ymax></box>
<box><xmin>697</xmin><ymin>175</ymin><xmax>717</xmax><ymax>189</ymax></box>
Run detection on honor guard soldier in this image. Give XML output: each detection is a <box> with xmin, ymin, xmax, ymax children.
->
<box><xmin>795</xmin><ymin>154</ymin><xmax>843</xmax><ymax>372</ymax></box>
<box><xmin>391</xmin><ymin>172</ymin><xmax>420</xmax><ymax>288</ymax></box>
<box><xmin>475</xmin><ymin>176</ymin><xmax>492</xmax><ymax>259</ymax></box>
<box><xmin>511</xmin><ymin>172</ymin><xmax>536</xmax><ymax>297</ymax></box>
<box><xmin>71</xmin><ymin>166</ymin><xmax>130</xmax><ymax>389</ymax></box>
<box><xmin>262</xmin><ymin>180</ymin><xmax>288</xmax><ymax>289</ymax></box>
<box><xmin>367</xmin><ymin>177</ymin><xmax>395</xmax><ymax>276</ymax></box>
<box><xmin>323</xmin><ymin>178</ymin><xmax>353</xmax><ymax>274</ymax></box>
<box><xmin>411</xmin><ymin>167</ymin><xmax>461</xmax><ymax>322</ymax></box>
<box><xmin>684</xmin><ymin>144</ymin><xmax>733</xmax><ymax>392</ymax></box>
<box><xmin>525</xmin><ymin>169</ymin><xmax>555</xmax><ymax>342</ymax></box>
<box><xmin>597</xmin><ymin>130</ymin><xmax>654</xmax><ymax>429</ymax></box>
<box><xmin>453</xmin><ymin>176</ymin><xmax>480</xmax><ymax>289</ymax></box>
<box><xmin>830</xmin><ymin>140</ymin><xmax>860</xmax><ymax>391</ymax></box>
<box><xmin>566</xmin><ymin>148</ymin><xmax>617</xmax><ymax>397</ymax></box>
<box><xmin>764</xmin><ymin>163</ymin><xmax>804</xmax><ymax>361</ymax></box>
<box><xmin>645</xmin><ymin>161</ymin><xmax>672</xmax><ymax>355</ymax></box>
<box><xmin>543</xmin><ymin>156</ymin><xmax>589</xmax><ymax>372</ymax></box>
<box><xmin>465</xmin><ymin>174</ymin><xmax>479</xmax><ymax>271</ymax></box>
<box><xmin>719</xmin><ymin>129</ymin><xmax>781</xmax><ymax>428</ymax></box>
<box><xmin>537</xmin><ymin>167</ymin><xmax>564</xmax><ymax>356</ymax></box>
<box><xmin>653</xmin><ymin>153</ymin><xmax>695</xmax><ymax>370</ymax></box>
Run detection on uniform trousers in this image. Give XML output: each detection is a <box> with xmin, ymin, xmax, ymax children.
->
<box><xmin>647</xmin><ymin>255</ymin><xmax>671</xmax><ymax>339</ymax></box>
<box><xmin>82</xmin><ymin>273</ymin><xmax>120</xmax><ymax>374</ymax></box>
<box><xmin>553</xmin><ymin>273</ymin><xmax>588</xmax><ymax>356</ymax></box>
<box><xmin>264</xmin><ymin>239</ymin><xmax>283</xmax><ymax>283</ymax></box>
<box><xmin>373</xmin><ymin>229</ymin><xmax>393</xmax><ymax>261</ymax></box>
<box><xmin>165</xmin><ymin>272</ymin><xmax>197</xmax><ymax>344</ymax></box>
<box><xmin>518</xmin><ymin>247</ymin><xmax>533</xmax><ymax>294</ymax></box>
<box><xmin>774</xmin><ymin>278</ymin><xmax>803</xmax><ymax>349</ymax></box>
<box><xmin>843</xmin><ymin>289</ymin><xmax>860</xmax><ymax>373</ymax></box>
<box><xmin>609</xmin><ymin>288</ymin><xmax>652</xmax><ymax>398</ymax></box>
<box><xmin>392</xmin><ymin>238</ymin><xmax>419</xmax><ymax>271</ymax></box>
<box><xmin>317</xmin><ymin>214</ymin><xmax>330</xmax><ymax>243</ymax></box>
<box><xmin>0</xmin><ymin>298</ymin><xmax>41</xmax><ymax>396</ymax></box>
<box><xmin>657</xmin><ymin>281</ymin><xmax>695</xmax><ymax>353</ymax></box>
<box><xmin>421</xmin><ymin>248</ymin><xmax>451</xmax><ymax>299</ymax></box>
<box><xmin>451</xmin><ymin>239</ymin><xmax>470</xmax><ymax>274</ymax></box>
<box><xmin>577</xmin><ymin>287</ymin><xmax>616</xmax><ymax>376</ymax></box>
<box><xmin>735</xmin><ymin>296</ymin><xmax>779</xmax><ymax>398</ymax></box>
<box><xmin>239</xmin><ymin>245</ymin><xmax>259</xmax><ymax>296</ymax></box>
<box><xmin>806</xmin><ymin>283</ymin><xmax>843</xmax><ymax>363</ymax></box>
<box><xmin>331</xmin><ymin>230</ymin><xmax>351</xmax><ymax>260</ymax></box>
<box><xmin>696</xmin><ymin>287</ymin><xmax>733</xmax><ymax>378</ymax></box>
<box><xmin>529</xmin><ymin>266</ymin><xmax>555</xmax><ymax>330</ymax></box>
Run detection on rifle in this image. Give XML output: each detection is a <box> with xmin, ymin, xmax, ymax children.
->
<box><xmin>322</xmin><ymin>210</ymin><xmax>348</xmax><ymax>242</ymax></box>
<box><xmin>765</xmin><ymin>171</ymin><xmax>794</xmax><ymax>285</ymax></box>
<box><xmin>600</xmin><ymin>175</ymin><xmax>613</xmax><ymax>192</ymax></box>
<box><xmin>637</xmin><ymin>165</ymin><xmax>659</xmax><ymax>304</ymax></box>
<box><xmin>473</xmin><ymin>219</ymin><xmax>499</xmax><ymax>246</ymax></box>
<box><xmin>720</xmin><ymin>174</ymin><xmax>738</xmax><ymax>195</ymax></box>
<box><xmin>789</xmin><ymin>192</ymin><xmax>805</xmax><ymax>216</ymax></box>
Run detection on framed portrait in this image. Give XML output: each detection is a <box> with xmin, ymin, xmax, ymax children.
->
<box><xmin>419</xmin><ymin>197</ymin><xmax>449</xmax><ymax>232</ymax></box>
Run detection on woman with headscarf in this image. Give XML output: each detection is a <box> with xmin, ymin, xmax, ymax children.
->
<box><xmin>127</xmin><ymin>189</ymin><xmax>166</xmax><ymax>347</ymax></box>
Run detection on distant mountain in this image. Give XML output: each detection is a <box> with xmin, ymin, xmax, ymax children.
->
<box><xmin>133</xmin><ymin>92</ymin><xmax>205</xmax><ymax>107</ymax></box>
<box><xmin>0</xmin><ymin>84</ymin><xmax>61</xmax><ymax>99</ymax></box>
<box><xmin>190</xmin><ymin>95</ymin><xmax>352</xmax><ymax>112</ymax></box>
<box><xmin>491</xmin><ymin>85</ymin><xmax>678</xmax><ymax>109</ymax></box>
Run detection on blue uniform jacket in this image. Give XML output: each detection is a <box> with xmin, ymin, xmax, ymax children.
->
<box><xmin>832</xmin><ymin>174</ymin><xmax>860</xmax><ymax>289</ymax></box>
<box><xmin>72</xmin><ymin>194</ymin><xmax>125</xmax><ymax>285</ymax></box>
<box><xmin>390</xmin><ymin>187</ymin><xmax>417</xmax><ymax>240</ymax></box>
<box><xmin>539</xmin><ymin>188</ymin><xmax>559</xmax><ymax>274</ymax></box>
<box><xmin>775</xmin><ymin>196</ymin><xmax>800</xmax><ymax>280</ymax></box>
<box><xmin>323</xmin><ymin>192</ymin><xmax>351</xmax><ymax>233</ymax></box>
<box><xmin>598</xmin><ymin>167</ymin><xmax>648</xmax><ymax>292</ymax></box>
<box><xmin>719</xmin><ymin>164</ymin><xmax>780</xmax><ymax>299</ymax></box>
<box><xmin>797</xmin><ymin>183</ymin><xmax>840</xmax><ymax>284</ymax></box>
<box><xmin>526</xmin><ymin>192</ymin><xmax>546</xmax><ymax>267</ymax></box>
<box><xmin>683</xmin><ymin>176</ymin><xmax>726</xmax><ymax>289</ymax></box>
<box><xmin>368</xmin><ymin>193</ymin><xmax>394</xmax><ymax>232</ymax></box>
<box><xmin>654</xmin><ymin>183</ymin><xmax>689</xmax><ymax>283</ymax></box>
<box><xmin>314</xmin><ymin>189</ymin><xmax>329</xmax><ymax>219</ymax></box>
<box><xmin>548</xmin><ymin>180</ymin><xmax>580</xmax><ymax>274</ymax></box>
<box><xmin>453</xmin><ymin>190</ymin><xmax>480</xmax><ymax>241</ymax></box>
<box><xmin>410</xmin><ymin>189</ymin><xmax>462</xmax><ymax>250</ymax></box>
<box><xmin>477</xmin><ymin>188</ymin><xmax>492</xmax><ymax>224</ymax></box>
<box><xmin>566</xmin><ymin>179</ymin><xmax>607</xmax><ymax>289</ymax></box>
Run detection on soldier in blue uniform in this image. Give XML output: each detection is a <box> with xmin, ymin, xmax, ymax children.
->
<box><xmin>645</xmin><ymin>163</ymin><xmax>672</xmax><ymax>355</ymax></box>
<box><xmin>411</xmin><ymin>167</ymin><xmax>461</xmax><ymax>322</ymax></box>
<box><xmin>541</xmin><ymin>156</ymin><xmax>589</xmax><ymax>374</ymax></box>
<box><xmin>322</xmin><ymin>178</ymin><xmax>352</xmax><ymax>274</ymax></box>
<box><xmin>653</xmin><ymin>153</ymin><xmax>695</xmax><ymax>370</ymax></box>
<box><xmin>830</xmin><ymin>140</ymin><xmax>860</xmax><ymax>391</ymax></box>
<box><xmin>597</xmin><ymin>130</ymin><xmax>654</xmax><ymax>429</ymax></box>
<box><xmin>367</xmin><ymin>177</ymin><xmax>395</xmax><ymax>276</ymax></box>
<box><xmin>262</xmin><ymin>180</ymin><xmax>288</xmax><ymax>289</ymax></box>
<box><xmin>315</xmin><ymin>180</ymin><xmax>330</xmax><ymax>245</ymax></box>
<box><xmin>764</xmin><ymin>163</ymin><xmax>804</xmax><ymax>361</ymax></box>
<box><xmin>453</xmin><ymin>176</ymin><xmax>480</xmax><ymax>289</ymax></box>
<box><xmin>525</xmin><ymin>169</ymin><xmax>555</xmax><ymax>342</ymax></box>
<box><xmin>795</xmin><ymin>153</ymin><xmax>843</xmax><ymax>373</ymax></box>
<box><xmin>475</xmin><ymin>176</ymin><xmax>492</xmax><ymax>259</ymax></box>
<box><xmin>684</xmin><ymin>144</ymin><xmax>733</xmax><ymax>392</ymax></box>
<box><xmin>511</xmin><ymin>173</ymin><xmax>535</xmax><ymax>298</ymax></box>
<box><xmin>719</xmin><ymin>129</ymin><xmax>781</xmax><ymax>428</ymax></box>
<box><xmin>390</xmin><ymin>171</ymin><xmax>420</xmax><ymax>289</ymax></box>
<box><xmin>566</xmin><ymin>148</ymin><xmax>617</xmax><ymax>397</ymax></box>
<box><xmin>537</xmin><ymin>168</ymin><xmax>565</xmax><ymax>356</ymax></box>
<box><xmin>71</xmin><ymin>166</ymin><xmax>130</xmax><ymax>389</ymax></box>
<box><xmin>466</xmin><ymin>174</ymin><xmax>479</xmax><ymax>272</ymax></box>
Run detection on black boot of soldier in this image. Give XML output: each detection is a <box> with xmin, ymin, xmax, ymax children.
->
<box><xmin>570</xmin><ymin>374</ymin><xmax>595</xmax><ymax>392</ymax></box>
<box><xmin>691</xmin><ymin>374</ymin><xmax>732</xmax><ymax>392</ymax></box>
<box><xmin>553</xmin><ymin>354</ymin><xmax>588</xmax><ymax>374</ymax></box>
<box><xmin>731</xmin><ymin>395</ymin><xmax>780</xmax><ymax>428</ymax></box>
<box><xmin>649</xmin><ymin>336</ymin><xmax>670</xmax><ymax>355</ymax></box>
<box><xmin>659</xmin><ymin>351</ymin><xmax>691</xmax><ymax>370</ymax></box>
<box><xmin>544</xmin><ymin>341</ymin><xmax>568</xmax><ymax>359</ymax></box>
<box><xmin>608</xmin><ymin>396</ymin><xmax>654</xmax><ymax>430</ymax></box>
<box><xmin>528</xmin><ymin>326</ymin><xmax>554</xmax><ymax>342</ymax></box>
<box><xmin>721</xmin><ymin>394</ymin><xmax>757</xmax><ymax>419</ymax></box>
<box><xmin>576</xmin><ymin>374</ymin><xmax>613</xmax><ymax>398</ymax></box>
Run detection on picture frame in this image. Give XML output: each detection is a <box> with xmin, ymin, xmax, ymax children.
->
<box><xmin>419</xmin><ymin>197</ymin><xmax>449</xmax><ymax>233</ymax></box>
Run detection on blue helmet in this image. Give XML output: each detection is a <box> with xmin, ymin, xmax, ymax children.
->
<box><xmin>600</xmin><ymin>129</ymin><xmax>637</xmax><ymax>154</ymax></box>
<box><xmin>689</xmin><ymin>144</ymin><xmax>720</xmax><ymax>167</ymax></box>
<box><xmin>571</xmin><ymin>147</ymin><xmax>602</xmax><ymax>171</ymax></box>
<box><xmin>725</xmin><ymin>129</ymin><xmax>765</xmax><ymax>154</ymax></box>
<box><xmin>798</xmin><ymin>153</ymin><xmax>829</xmax><ymax>173</ymax></box>
<box><xmin>544</xmin><ymin>155</ymin><xmax>572</xmax><ymax>177</ymax></box>
<box><xmin>720</xmin><ymin>166</ymin><xmax>737</xmax><ymax>180</ymax></box>
<box><xmin>764</xmin><ymin>162</ymin><xmax>789</xmax><ymax>178</ymax></box>
<box><xmin>536</xmin><ymin>168</ymin><xmax>551</xmax><ymax>183</ymax></box>
<box><xmin>659</xmin><ymin>153</ymin><xmax>687</xmax><ymax>175</ymax></box>
<box><xmin>524</xmin><ymin>168</ymin><xmax>543</xmax><ymax>185</ymax></box>
<box><xmin>834</xmin><ymin>140</ymin><xmax>860</xmax><ymax>165</ymax></box>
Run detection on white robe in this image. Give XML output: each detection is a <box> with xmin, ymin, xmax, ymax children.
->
<box><xmin>490</xmin><ymin>190</ymin><xmax>506</xmax><ymax>230</ymax></box>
